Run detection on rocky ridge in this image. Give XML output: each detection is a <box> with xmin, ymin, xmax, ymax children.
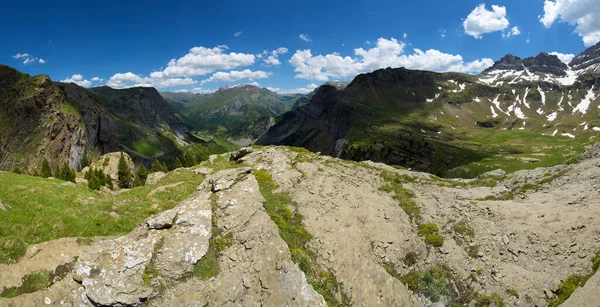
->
<box><xmin>1</xmin><ymin>146</ymin><xmax>599</xmax><ymax>306</ymax></box>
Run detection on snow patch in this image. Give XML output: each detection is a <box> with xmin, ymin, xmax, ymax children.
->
<box><xmin>552</xmin><ymin>130</ymin><xmax>558</xmax><ymax>136</ymax></box>
<box><xmin>593</xmin><ymin>127</ymin><xmax>600</xmax><ymax>131</ymax></box>
<box><xmin>561</xmin><ymin>133</ymin><xmax>576</xmax><ymax>139</ymax></box>
<box><xmin>546</xmin><ymin>112</ymin><xmax>557</xmax><ymax>122</ymax></box>
<box><xmin>538</xmin><ymin>86</ymin><xmax>546</xmax><ymax>105</ymax></box>
<box><xmin>572</xmin><ymin>86</ymin><xmax>596</xmax><ymax>115</ymax></box>
<box><xmin>490</xmin><ymin>106</ymin><xmax>498</xmax><ymax>118</ymax></box>
<box><xmin>522</xmin><ymin>87</ymin><xmax>531</xmax><ymax>109</ymax></box>
<box><xmin>514</xmin><ymin>107</ymin><xmax>525</xmax><ymax>119</ymax></box>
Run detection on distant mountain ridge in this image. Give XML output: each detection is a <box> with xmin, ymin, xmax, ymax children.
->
<box><xmin>258</xmin><ymin>42</ymin><xmax>600</xmax><ymax>177</ymax></box>
<box><xmin>0</xmin><ymin>65</ymin><xmax>199</xmax><ymax>172</ymax></box>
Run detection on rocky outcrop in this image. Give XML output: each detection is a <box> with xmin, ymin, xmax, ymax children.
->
<box><xmin>88</xmin><ymin>152</ymin><xmax>135</xmax><ymax>187</ymax></box>
<box><xmin>523</xmin><ymin>52</ymin><xmax>568</xmax><ymax>76</ymax></box>
<box><xmin>2</xmin><ymin>146</ymin><xmax>600</xmax><ymax>306</ymax></box>
<box><xmin>482</xmin><ymin>54</ymin><xmax>525</xmax><ymax>74</ymax></box>
<box><xmin>570</xmin><ymin>41</ymin><xmax>600</xmax><ymax>71</ymax></box>
<box><xmin>483</xmin><ymin>53</ymin><xmax>567</xmax><ymax>76</ymax></box>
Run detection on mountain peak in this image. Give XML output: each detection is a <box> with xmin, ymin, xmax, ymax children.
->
<box><xmin>481</xmin><ymin>54</ymin><xmax>524</xmax><ymax>74</ymax></box>
<box><xmin>570</xmin><ymin>40</ymin><xmax>600</xmax><ymax>71</ymax></box>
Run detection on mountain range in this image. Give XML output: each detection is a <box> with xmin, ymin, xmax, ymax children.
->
<box><xmin>258</xmin><ymin>41</ymin><xmax>600</xmax><ymax>177</ymax></box>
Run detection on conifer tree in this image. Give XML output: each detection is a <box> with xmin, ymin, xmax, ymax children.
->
<box><xmin>117</xmin><ymin>152</ymin><xmax>132</xmax><ymax>189</ymax></box>
<box><xmin>41</xmin><ymin>158</ymin><xmax>52</xmax><ymax>178</ymax></box>
<box><xmin>174</xmin><ymin>157</ymin><xmax>183</xmax><ymax>169</ymax></box>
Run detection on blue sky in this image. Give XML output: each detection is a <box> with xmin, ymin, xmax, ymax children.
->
<box><xmin>1</xmin><ymin>0</ymin><xmax>598</xmax><ymax>93</ymax></box>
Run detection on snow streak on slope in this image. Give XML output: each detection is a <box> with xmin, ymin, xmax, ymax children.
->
<box><xmin>547</xmin><ymin>112</ymin><xmax>558</xmax><ymax>122</ymax></box>
<box><xmin>573</xmin><ymin>86</ymin><xmax>596</xmax><ymax>115</ymax></box>
<box><xmin>523</xmin><ymin>87</ymin><xmax>531</xmax><ymax>109</ymax></box>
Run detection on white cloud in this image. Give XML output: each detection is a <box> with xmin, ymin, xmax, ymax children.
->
<box><xmin>12</xmin><ymin>53</ymin><xmax>29</xmax><ymax>59</ymax></box>
<box><xmin>106</xmin><ymin>72</ymin><xmax>197</xmax><ymax>89</ymax></box>
<box><xmin>191</xmin><ymin>87</ymin><xmax>217</xmax><ymax>94</ymax></box>
<box><xmin>234</xmin><ymin>31</ymin><xmax>243</xmax><ymax>37</ymax></box>
<box><xmin>549</xmin><ymin>51</ymin><xmax>576</xmax><ymax>64</ymax></box>
<box><xmin>299</xmin><ymin>34</ymin><xmax>312</xmax><ymax>42</ymax></box>
<box><xmin>502</xmin><ymin>26</ymin><xmax>521</xmax><ymax>38</ymax></box>
<box><xmin>540</xmin><ymin>0</ymin><xmax>600</xmax><ymax>47</ymax></box>
<box><xmin>175</xmin><ymin>89</ymin><xmax>189</xmax><ymax>93</ymax></box>
<box><xmin>61</xmin><ymin>74</ymin><xmax>95</xmax><ymax>87</ymax></box>
<box><xmin>440</xmin><ymin>29</ymin><xmax>446</xmax><ymax>38</ymax></box>
<box><xmin>201</xmin><ymin>69</ymin><xmax>271</xmax><ymax>84</ymax></box>
<box><xmin>289</xmin><ymin>37</ymin><xmax>493</xmax><ymax>82</ymax></box>
<box><xmin>149</xmin><ymin>45</ymin><xmax>256</xmax><ymax>78</ymax></box>
<box><xmin>267</xmin><ymin>83</ymin><xmax>319</xmax><ymax>94</ymax></box>
<box><xmin>12</xmin><ymin>53</ymin><xmax>44</xmax><ymax>65</ymax></box>
<box><xmin>463</xmin><ymin>4</ymin><xmax>510</xmax><ymax>39</ymax></box>
<box><xmin>260</xmin><ymin>47</ymin><xmax>289</xmax><ymax>65</ymax></box>
<box><xmin>403</xmin><ymin>33</ymin><xmax>408</xmax><ymax>39</ymax></box>
<box><xmin>91</xmin><ymin>77</ymin><xmax>101</xmax><ymax>82</ymax></box>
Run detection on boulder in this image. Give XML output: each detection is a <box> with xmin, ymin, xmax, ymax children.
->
<box><xmin>88</xmin><ymin>152</ymin><xmax>135</xmax><ymax>187</ymax></box>
<box><xmin>146</xmin><ymin>172</ymin><xmax>166</xmax><ymax>185</ymax></box>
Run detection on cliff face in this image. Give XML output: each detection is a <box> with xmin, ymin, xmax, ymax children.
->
<box><xmin>0</xmin><ymin>65</ymin><xmax>194</xmax><ymax>173</ymax></box>
<box><xmin>0</xmin><ymin>66</ymin><xmax>90</xmax><ymax>171</ymax></box>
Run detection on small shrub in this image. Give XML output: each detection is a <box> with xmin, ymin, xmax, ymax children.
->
<box><xmin>404</xmin><ymin>251</ymin><xmax>418</xmax><ymax>266</ymax></box>
<box><xmin>174</xmin><ymin>157</ymin><xmax>183</xmax><ymax>169</ymax></box>
<box><xmin>418</xmin><ymin>222</ymin><xmax>439</xmax><ymax>237</ymax></box>
<box><xmin>425</xmin><ymin>234</ymin><xmax>444</xmax><ymax>247</ymax></box>
<box><xmin>507</xmin><ymin>287</ymin><xmax>519</xmax><ymax>298</ymax></box>
<box><xmin>453</xmin><ymin>220</ymin><xmax>475</xmax><ymax>239</ymax></box>
<box><xmin>468</xmin><ymin>245</ymin><xmax>480</xmax><ymax>258</ymax></box>
<box><xmin>474</xmin><ymin>293</ymin><xmax>505</xmax><ymax>307</ymax></box>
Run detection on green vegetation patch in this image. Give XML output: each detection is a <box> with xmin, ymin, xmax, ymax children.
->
<box><xmin>379</xmin><ymin>171</ymin><xmax>420</xmax><ymax>222</ymax></box>
<box><xmin>1</xmin><ymin>260</ymin><xmax>75</xmax><ymax>298</ymax></box>
<box><xmin>193</xmin><ymin>194</ymin><xmax>234</xmax><ymax>280</ymax></box>
<box><xmin>547</xmin><ymin>250</ymin><xmax>600</xmax><ymax>306</ymax></box>
<box><xmin>0</xmin><ymin>169</ymin><xmax>205</xmax><ymax>263</ymax></box>
<box><xmin>385</xmin><ymin>264</ymin><xmax>474</xmax><ymax>305</ymax></box>
<box><xmin>142</xmin><ymin>237</ymin><xmax>165</xmax><ymax>285</ymax></box>
<box><xmin>418</xmin><ymin>222</ymin><xmax>444</xmax><ymax>247</ymax></box>
<box><xmin>254</xmin><ymin>169</ymin><xmax>350</xmax><ymax>306</ymax></box>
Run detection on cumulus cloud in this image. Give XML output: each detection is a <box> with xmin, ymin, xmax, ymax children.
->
<box><xmin>299</xmin><ymin>34</ymin><xmax>312</xmax><ymax>42</ymax></box>
<box><xmin>502</xmin><ymin>26</ymin><xmax>521</xmax><ymax>38</ymax></box>
<box><xmin>191</xmin><ymin>87</ymin><xmax>217</xmax><ymax>94</ymax></box>
<box><xmin>540</xmin><ymin>0</ymin><xmax>600</xmax><ymax>47</ymax></box>
<box><xmin>289</xmin><ymin>37</ymin><xmax>493</xmax><ymax>81</ymax></box>
<box><xmin>267</xmin><ymin>83</ymin><xmax>319</xmax><ymax>94</ymax></box>
<box><xmin>258</xmin><ymin>47</ymin><xmax>289</xmax><ymax>65</ymax></box>
<box><xmin>60</xmin><ymin>74</ymin><xmax>103</xmax><ymax>87</ymax></box>
<box><xmin>106</xmin><ymin>72</ymin><xmax>197</xmax><ymax>89</ymax></box>
<box><xmin>12</xmin><ymin>53</ymin><xmax>29</xmax><ymax>59</ymax></box>
<box><xmin>549</xmin><ymin>51</ymin><xmax>576</xmax><ymax>64</ymax></box>
<box><xmin>201</xmin><ymin>69</ymin><xmax>271</xmax><ymax>84</ymax></box>
<box><xmin>149</xmin><ymin>45</ymin><xmax>256</xmax><ymax>78</ymax></box>
<box><xmin>91</xmin><ymin>77</ymin><xmax>101</xmax><ymax>82</ymax></box>
<box><xmin>38</xmin><ymin>58</ymin><xmax>46</xmax><ymax>64</ymax></box>
<box><xmin>463</xmin><ymin>4</ymin><xmax>510</xmax><ymax>39</ymax></box>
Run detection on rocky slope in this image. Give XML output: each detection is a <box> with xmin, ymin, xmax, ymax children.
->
<box><xmin>257</xmin><ymin>43</ymin><xmax>600</xmax><ymax>177</ymax></box>
<box><xmin>1</xmin><ymin>145</ymin><xmax>599</xmax><ymax>306</ymax></box>
<box><xmin>0</xmin><ymin>65</ymin><xmax>201</xmax><ymax>172</ymax></box>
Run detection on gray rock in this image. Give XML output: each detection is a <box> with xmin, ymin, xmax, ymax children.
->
<box><xmin>230</xmin><ymin>147</ymin><xmax>254</xmax><ymax>162</ymax></box>
<box><xmin>146</xmin><ymin>172</ymin><xmax>166</xmax><ymax>185</ymax></box>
